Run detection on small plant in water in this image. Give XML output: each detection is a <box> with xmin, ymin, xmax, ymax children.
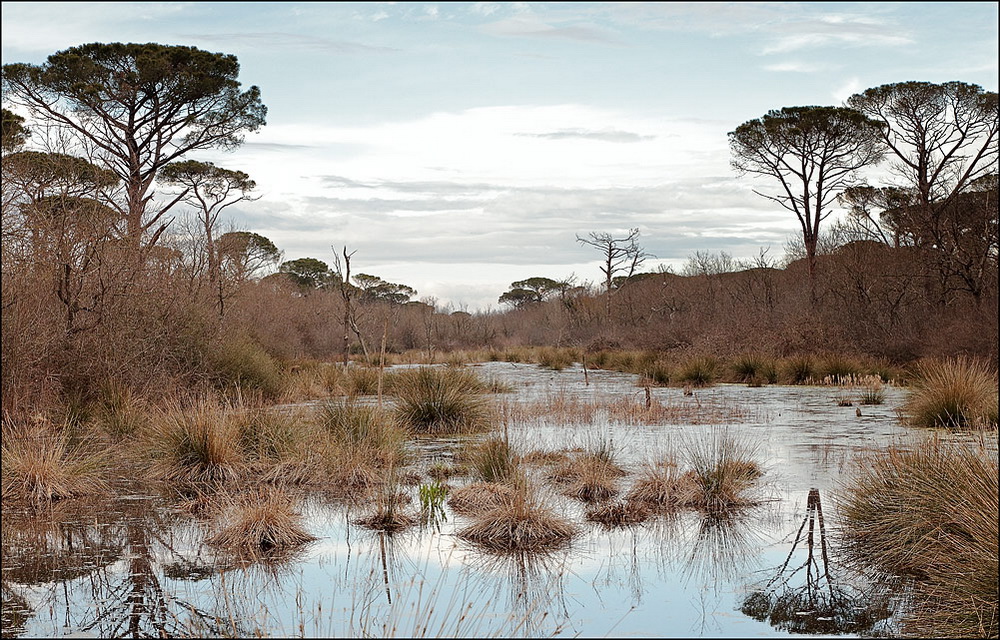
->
<box><xmin>418</xmin><ymin>481</ymin><xmax>448</xmax><ymax>527</ymax></box>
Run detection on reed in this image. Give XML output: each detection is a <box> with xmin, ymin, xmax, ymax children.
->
<box><xmin>623</xmin><ymin>460</ymin><xmax>697</xmax><ymax>510</ymax></box>
<box><xmin>447</xmin><ymin>481</ymin><xmax>516</xmax><ymax>515</ymax></box>
<box><xmin>585</xmin><ymin>500</ymin><xmax>651</xmax><ymax>526</ymax></box>
<box><xmin>469</xmin><ymin>436</ymin><xmax>518</xmax><ymax>484</ymax></box>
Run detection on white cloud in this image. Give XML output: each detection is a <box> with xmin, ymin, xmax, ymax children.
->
<box><xmin>832</xmin><ymin>77</ymin><xmax>862</xmax><ymax>104</ymax></box>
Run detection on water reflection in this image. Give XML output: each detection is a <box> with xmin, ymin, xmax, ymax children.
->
<box><xmin>739</xmin><ymin>489</ymin><xmax>896</xmax><ymax>635</ymax></box>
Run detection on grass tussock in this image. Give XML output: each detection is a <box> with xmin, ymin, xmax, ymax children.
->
<box><xmin>549</xmin><ymin>441</ymin><xmax>626</xmax><ymax>503</ymax></box>
<box><xmin>676</xmin><ymin>356</ymin><xmax>718</xmax><ymax>387</ymax></box>
<box><xmin>1</xmin><ymin>418</ymin><xmax>105</xmax><ymax>504</ymax></box>
<box><xmin>206</xmin><ymin>489</ymin><xmax>316</xmax><ymax>554</ymax></box>
<box><xmin>682</xmin><ymin>431</ymin><xmax>764</xmax><ymax>512</ymax></box>
<box><xmin>624</xmin><ymin>460</ymin><xmax>698</xmax><ymax>511</ymax></box>
<box><xmin>585</xmin><ymin>500</ymin><xmax>651</xmax><ymax>527</ymax></box>
<box><xmin>319</xmin><ymin>399</ymin><xmax>406</xmax><ymax>465</ymax></box>
<box><xmin>781</xmin><ymin>355</ymin><xmax>817</xmax><ymax>385</ymax></box>
<box><xmin>208</xmin><ymin>338</ymin><xmax>285</xmax><ymax>399</ymax></box>
<box><xmin>354</xmin><ymin>476</ymin><xmax>416</xmax><ymax>532</ymax></box>
<box><xmin>457</xmin><ymin>476</ymin><xmax>576</xmax><ymax>551</ymax></box>
<box><xmin>146</xmin><ymin>397</ymin><xmax>249</xmax><ymax>483</ymax></box>
<box><xmin>903</xmin><ymin>357</ymin><xmax>999</xmax><ymax>429</ymax></box>
<box><xmin>392</xmin><ymin>367</ymin><xmax>493</xmax><ymax>433</ymax></box>
<box><xmin>732</xmin><ymin>354</ymin><xmax>779</xmax><ymax>386</ymax></box>
<box><xmin>448</xmin><ymin>481</ymin><xmax>516</xmax><ymax>515</ymax></box>
<box><xmin>469</xmin><ymin>436</ymin><xmax>518</xmax><ymax>483</ymax></box>
<box><xmin>837</xmin><ymin>438</ymin><xmax>998</xmax><ymax>638</ymax></box>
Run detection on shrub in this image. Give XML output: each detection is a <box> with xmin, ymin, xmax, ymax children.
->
<box><xmin>903</xmin><ymin>357</ymin><xmax>999</xmax><ymax>429</ymax></box>
<box><xmin>837</xmin><ymin>438</ymin><xmax>998</xmax><ymax>638</ymax></box>
<box><xmin>392</xmin><ymin>367</ymin><xmax>492</xmax><ymax>433</ymax></box>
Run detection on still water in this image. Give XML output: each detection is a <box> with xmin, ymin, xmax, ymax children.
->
<box><xmin>3</xmin><ymin>363</ymin><xmax>921</xmax><ymax>638</ymax></box>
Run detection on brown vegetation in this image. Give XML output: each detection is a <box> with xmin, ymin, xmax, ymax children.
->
<box><xmin>206</xmin><ymin>489</ymin><xmax>316</xmax><ymax>554</ymax></box>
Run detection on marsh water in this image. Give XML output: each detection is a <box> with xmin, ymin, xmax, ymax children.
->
<box><xmin>3</xmin><ymin>362</ymin><xmax>930</xmax><ymax>638</ymax></box>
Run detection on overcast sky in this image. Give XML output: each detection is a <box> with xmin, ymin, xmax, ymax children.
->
<box><xmin>3</xmin><ymin>2</ymin><xmax>997</xmax><ymax>311</ymax></box>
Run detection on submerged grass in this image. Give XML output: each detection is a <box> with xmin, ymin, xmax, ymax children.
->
<box><xmin>837</xmin><ymin>437</ymin><xmax>998</xmax><ymax>638</ymax></box>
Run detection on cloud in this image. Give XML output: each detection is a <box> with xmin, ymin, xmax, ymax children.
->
<box><xmin>832</xmin><ymin>77</ymin><xmax>863</xmax><ymax>104</ymax></box>
<box><xmin>482</xmin><ymin>16</ymin><xmax>621</xmax><ymax>44</ymax></box>
<box><xmin>515</xmin><ymin>128</ymin><xmax>656</xmax><ymax>143</ymax></box>
<box><xmin>761</xmin><ymin>14</ymin><xmax>914</xmax><ymax>54</ymax></box>
<box><xmin>763</xmin><ymin>61</ymin><xmax>834</xmax><ymax>73</ymax></box>
<box><xmin>182</xmin><ymin>32</ymin><xmax>399</xmax><ymax>54</ymax></box>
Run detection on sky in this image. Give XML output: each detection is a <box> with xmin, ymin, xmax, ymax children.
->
<box><xmin>2</xmin><ymin>2</ymin><xmax>997</xmax><ymax>311</ymax></box>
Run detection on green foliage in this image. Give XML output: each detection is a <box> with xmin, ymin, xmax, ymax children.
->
<box><xmin>353</xmin><ymin>273</ymin><xmax>416</xmax><ymax>304</ymax></box>
<box><xmin>278</xmin><ymin>257</ymin><xmax>336</xmax><ymax>290</ymax></box>
<box><xmin>1</xmin><ymin>107</ymin><xmax>30</xmax><ymax>151</ymax></box>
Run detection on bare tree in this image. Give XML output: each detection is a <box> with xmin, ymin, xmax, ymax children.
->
<box><xmin>576</xmin><ymin>228</ymin><xmax>650</xmax><ymax>319</ymax></box>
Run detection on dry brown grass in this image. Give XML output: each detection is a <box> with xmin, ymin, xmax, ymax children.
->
<box><xmin>837</xmin><ymin>436</ymin><xmax>998</xmax><ymax>638</ymax></box>
<box><xmin>457</xmin><ymin>477</ymin><xmax>576</xmax><ymax>551</ymax></box>
<box><xmin>448</xmin><ymin>481</ymin><xmax>516</xmax><ymax>515</ymax></box>
<box><xmin>206</xmin><ymin>489</ymin><xmax>316</xmax><ymax>554</ymax></box>
<box><xmin>549</xmin><ymin>447</ymin><xmax>626</xmax><ymax>503</ymax></box>
<box><xmin>0</xmin><ymin>418</ymin><xmax>105</xmax><ymax>504</ymax></box>
<box><xmin>682</xmin><ymin>431</ymin><xmax>764</xmax><ymax>512</ymax></box>
<box><xmin>146</xmin><ymin>396</ymin><xmax>248</xmax><ymax>483</ymax></box>
<box><xmin>624</xmin><ymin>461</ymin><xmax>698</xmax><ymax>511</ymax></box>
<box><xmin>903</xmin><ymin>357</ymin><xmax>999</xmax><ymax>429</ymax></box>
<box><xmin>585</xmin><ymin>500</ymin><xmax>651</xmax><ymax>527</ymax></box>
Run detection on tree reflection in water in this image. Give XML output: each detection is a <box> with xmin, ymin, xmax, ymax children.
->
<box><xmin>739</xmin><ymin>488</ymin><xmax>896</xmax><ymax>635</ymax></box>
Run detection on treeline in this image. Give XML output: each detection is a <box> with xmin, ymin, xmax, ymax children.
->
<box><xmin>1</xmin><ymin>43</ymin><xmax>996</xmax><ymax>419</ymax></box>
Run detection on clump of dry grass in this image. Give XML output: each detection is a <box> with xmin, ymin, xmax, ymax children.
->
<box><xmin>681</xmin><ymin>431</ymin><xmax>764</xmax><ymax>512</ymax></box>
<box><xmin>549</xmin><ymin>441</ymin><xmax>626</xmax><ymax>503</ymax></box>
<box><xmin>1</xmin><ymin>418</ymin><xmax>105</xmax><ymax>504</ymax></box>
<box><xmin>624</xmin><ymin>460</ymin><xmax>698</xmax><ymax>510</ymax></box>
<box><xmin>458</xmin><ymin>476</ymin><xmax>576</xmax><ymax>551</ymax></box>
<box><xmin>448</xmin><ymin>481</ymin><xmax>516</xmax><ymax>515</ymax></box>
<box><xmin>146</xmin><ymin>396</ymin><xmax>248</xmax><ymax>483</ymax></box>
<box><xmin>392</xmin><ymin>367</ymin><xmax>493</xmax><ymax>433</ymax></box>
<box><xmin>206</xmin><ymin>489</ymin><xmax>316</xmax><ymax>554</ymax></box>
<box><xmin>585</xmin><ymin>500</ymin><xmax>651</xmax><ymax>527</ymax></box>
<box><xmin>903</xmin><ymin>357</ymin><xmax>998</xmax><ymax>429</ymax></box>
<box><xmin>319</xmin><ymin>399</ymin><xmax>406</xmax><ymax>466</ymax></box>
<box><xmin>837</xmin><ymin>437</ymin><xmax>998</xmax><ymax>638</ymax></box>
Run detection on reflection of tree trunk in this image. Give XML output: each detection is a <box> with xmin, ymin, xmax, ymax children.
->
<box><xmin>378</xmin><ymin>531</ymin><xmax>391</xmax><ymax>605</ymax></box>
<box><xmin>125</xmin><ymin>523</ymin><xmax>167</xmax><ymax>638</ymax></box>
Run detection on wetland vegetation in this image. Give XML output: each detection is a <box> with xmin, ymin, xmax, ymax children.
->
<box><xmin>2</xmin><ymin>40</ymin><xmax>997</xmax><ymax>639</ymax></box>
